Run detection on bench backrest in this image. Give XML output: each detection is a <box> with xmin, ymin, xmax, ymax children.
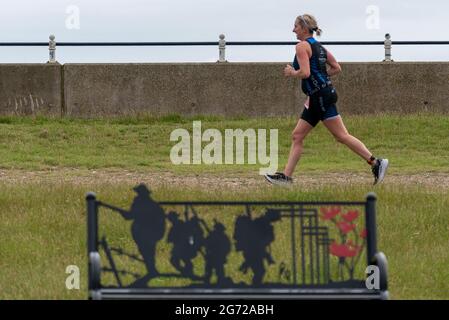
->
<box><xmin>86</xmin><ymin>187</ymin><xmax>385</xmax><ymax>298</ymax></box>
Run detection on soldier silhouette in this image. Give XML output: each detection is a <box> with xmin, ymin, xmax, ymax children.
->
<box><xmin>234</xmin><ymin>209</ymin><xmax>281</xmax><ymax>285</ymax></box>
<box><xmin>167</xmin><ymin>211</ymin><xmax>205</xmax><ymax>277</ymax></box>
<box><xmin>203</xmin><ymin>221</ymin><xmax>231</xmax><ymax>285</ymax></box>
<box><xmin>115</xmin><ymin>184</ymin><xmax>166</xmax><ymax>287</ymax></box>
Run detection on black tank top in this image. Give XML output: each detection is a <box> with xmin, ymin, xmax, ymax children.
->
<box><xmin>292</xmin><ymin>37</ymin><xmax>333</xmax><ymax>96</ymax></box>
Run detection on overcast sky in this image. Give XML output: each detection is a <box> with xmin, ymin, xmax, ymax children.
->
<box><xmin>0</xmin><ymin>0</ymin><xmax>448</xmax><ymax>63</ymax></box>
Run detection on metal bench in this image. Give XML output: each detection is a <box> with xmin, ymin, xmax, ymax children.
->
<box><xmin>86</xmin><ymin>185</ymin><xmax>388</xmax><ymax>300</ymax></box>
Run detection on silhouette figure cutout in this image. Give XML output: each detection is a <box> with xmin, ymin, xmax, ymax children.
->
<box><xmin>167</xmin><ymin>211</ymin><xmax>205</xmax><ymax>278</ymax></box>
<box><xmin>203</xmin><ymin>220</ymin><xmax>232</xmax><ymax>286</ymax></box>
<box><xmin>114</xmin><ymin>184</ymin><xmax>166</xmax><ymax>288</ymax></box>
<box><xmin>233</xmin><ymin>209</ymin><xmax>281</xmax><ymax>285</ymax></box>
<box><xmin>99</xmin><ymin>190</ymin><xmax>352</xmax><ymax>289</ymax></box>
<box><xmin>91</xmin><ymin>191</ymin><xmax>378</xmax><ymax>298</ymax></box>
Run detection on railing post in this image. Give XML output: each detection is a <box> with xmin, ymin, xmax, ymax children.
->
<box><xmin>48</xmin><ymin>34</ymin><xmax>57</xmax><ymax>63</ymax></box>
<box><xmin>86</xmin><ymin>192</ymin><xmax>98</xmax><ymax>254</ymax></box>
<box><xmin>365</xmin><ymin>192</ymin><xmax>378</xmax><ymax>265</ymax></box>
<box><xmin>218</xmin><ymin>34</ymin><xmax>227</xmax><ymax>63</ymax></box>
<box><xmin>86</xmin><ymin>192</ymin><xmax>99</xmax><ymax>293</ymax></box>
<box><xmin>383</xmin><ymin>33</ymin><xmax>392</xmax><ymax>62</ymax></box>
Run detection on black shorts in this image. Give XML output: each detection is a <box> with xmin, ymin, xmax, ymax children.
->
<box><xmin>301</xmin><ymin>87</ymin><xmax>339</xmax><ymax>127</ymax></box>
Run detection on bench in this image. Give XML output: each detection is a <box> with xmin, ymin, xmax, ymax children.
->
<box><xmin>86</xmin><ymin>185</ymin><xmax>388</xmax><ymax>300</ymax></box>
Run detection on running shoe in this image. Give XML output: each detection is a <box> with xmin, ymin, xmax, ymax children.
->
<box><xmin>372</xmin><ymin>158</ymin><xmax>389</xmax><ymax>185</ymax></box>
<box><xmin>264</xmin><ymin>172</ymin><xmax>293</xmax><ymax>186</ymax></box>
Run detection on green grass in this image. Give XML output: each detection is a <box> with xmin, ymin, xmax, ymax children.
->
<box><xmin>0</xmin><ymin>114</ymin><xmax>448</xmax><ymax>174</ymax></box>
<box><xmin>1</xmin><ymin>182</ymin><xmax>448</xmax><ymax>299</ymax></box>
<box><xmin>1</xmin><ymin>114</ymin><xmax>449</xmax><ymax>300</ymax></box>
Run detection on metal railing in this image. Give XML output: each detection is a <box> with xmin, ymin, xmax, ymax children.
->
<box><xmin>1</xmin><ymin>33</ymin><xmax>449</xmax><ymax>63</ymax></box>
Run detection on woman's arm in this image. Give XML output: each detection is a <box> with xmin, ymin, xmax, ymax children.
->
<box><xmin>326</xmin><ymin>50</ymin><xmax>342</xmax><ymax>76</ymax></box>
<box><xmin>284</xmin><ymin>42</ymin><xmax>311</xmax><ymax>79</ymax></box>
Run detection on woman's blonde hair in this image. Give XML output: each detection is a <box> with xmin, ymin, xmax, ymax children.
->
<box><xmin>296</xmin><ymin>14</ymin><xmax>322</xmax><ymax>37</ymax></box>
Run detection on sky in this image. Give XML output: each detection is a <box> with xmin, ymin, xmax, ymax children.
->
<box><xmin>0</xmin><ymin>0</ymin><xmax>448</xmax><ymax>63</ymax></box>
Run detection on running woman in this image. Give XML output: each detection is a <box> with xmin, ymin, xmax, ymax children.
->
<box><xmin>265</xmin><ymin>14</ymin><xmax>388</xmax><ymax>186</ymax></box>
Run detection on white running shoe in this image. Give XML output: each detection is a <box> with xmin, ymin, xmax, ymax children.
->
<box><xmin>264</xmin><ymin>172</ymin><xmax>293</xmax><ymax>186</ymax></box>
<box><xmin>372</xmin><ymin>158</ymin><xmax>389</xmax><ymax>185</ymax></box>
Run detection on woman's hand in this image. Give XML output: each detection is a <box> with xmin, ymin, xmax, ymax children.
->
<box><xmin>304</xmin><ymin>97</ymin><xmax>310</xmax><ymax>109</ymax></box>
<box><xmin>326</xmin><ymin>50</ymin><xmax>342</xmax><ymax>76</ymax></box>
<box><xmin>284</xmin><ymin>64</ymin><xmax>298</xmax><ymax>77</ymax></box>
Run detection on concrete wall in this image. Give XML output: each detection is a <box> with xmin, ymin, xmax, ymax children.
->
<box><xmin>333</xmin><ymin>62</ymin><xmax>449</xmax><ymax>114</ymax></box>
<box><xmin>0</xmin><ymin>64</ymin><xmax>62</xmax><ymax>116</ymax></box>
<box><xmin>63</xmin><ymin>63</ymin><xmax>302</xmax><ymax>117</ymax></box>
<box><xmin>1</xmin><ymin>62</ymin><xmax>448</xmax><ymax>116</ymax></box>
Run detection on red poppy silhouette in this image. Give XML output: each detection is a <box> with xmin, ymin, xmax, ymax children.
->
<box><xmin>342</xmin><ymin>210</ymin><xmax>359</xmax><ymax>222</ymax></box>
<box><xmin>360</xmin><ymin>229</ymin><xmax>367</xmax><ymax>239</ymax></box>
<box><xmin>329</xmin><ymin>241</ymin><xmax>361</xmax><ymax>258</ymax></box>
<box><xmin>337</xmin><ymin>221</ymin><xmax>356</xmax><ymax>234</ymax></box>
<box><xmin>320</xmin><ymin>206</ymin><xmax>341</xmax><ymax>220</ymax></box>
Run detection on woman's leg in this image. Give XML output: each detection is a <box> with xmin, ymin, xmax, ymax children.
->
<box><xmin>323</xmin><ymin>115</ymin><xmax>389</xmax><ymax>184</ymax></box>
<box><xmin>322</xmin><ymin>115</ymin><xmax>372</xmax><ymax>160</ymax></box>
<box><xmin>284</xmin><ymin>119</ymin><xmax>314</xmax><ymax>177</ymax></box>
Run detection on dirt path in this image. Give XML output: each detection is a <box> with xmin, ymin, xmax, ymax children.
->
<box><xmin>0</xmin><ymin>168</ymin><xmax>448</xmax><ymax>190</ymax></box>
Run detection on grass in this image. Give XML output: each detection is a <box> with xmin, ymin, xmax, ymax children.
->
<box><xmin>1</xmin><ymin>113</ymin><xmax>449</xmax><ymax>300</ymax></box>
<box><xmin>0</xmin><ymin>114</ymin><xmax>448</xmax><ymax>174</ymax></box>
<box><xmin>0</xmin><ymin>182</ymin><xmax>448</xmax><ymax>299</ymax></box>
